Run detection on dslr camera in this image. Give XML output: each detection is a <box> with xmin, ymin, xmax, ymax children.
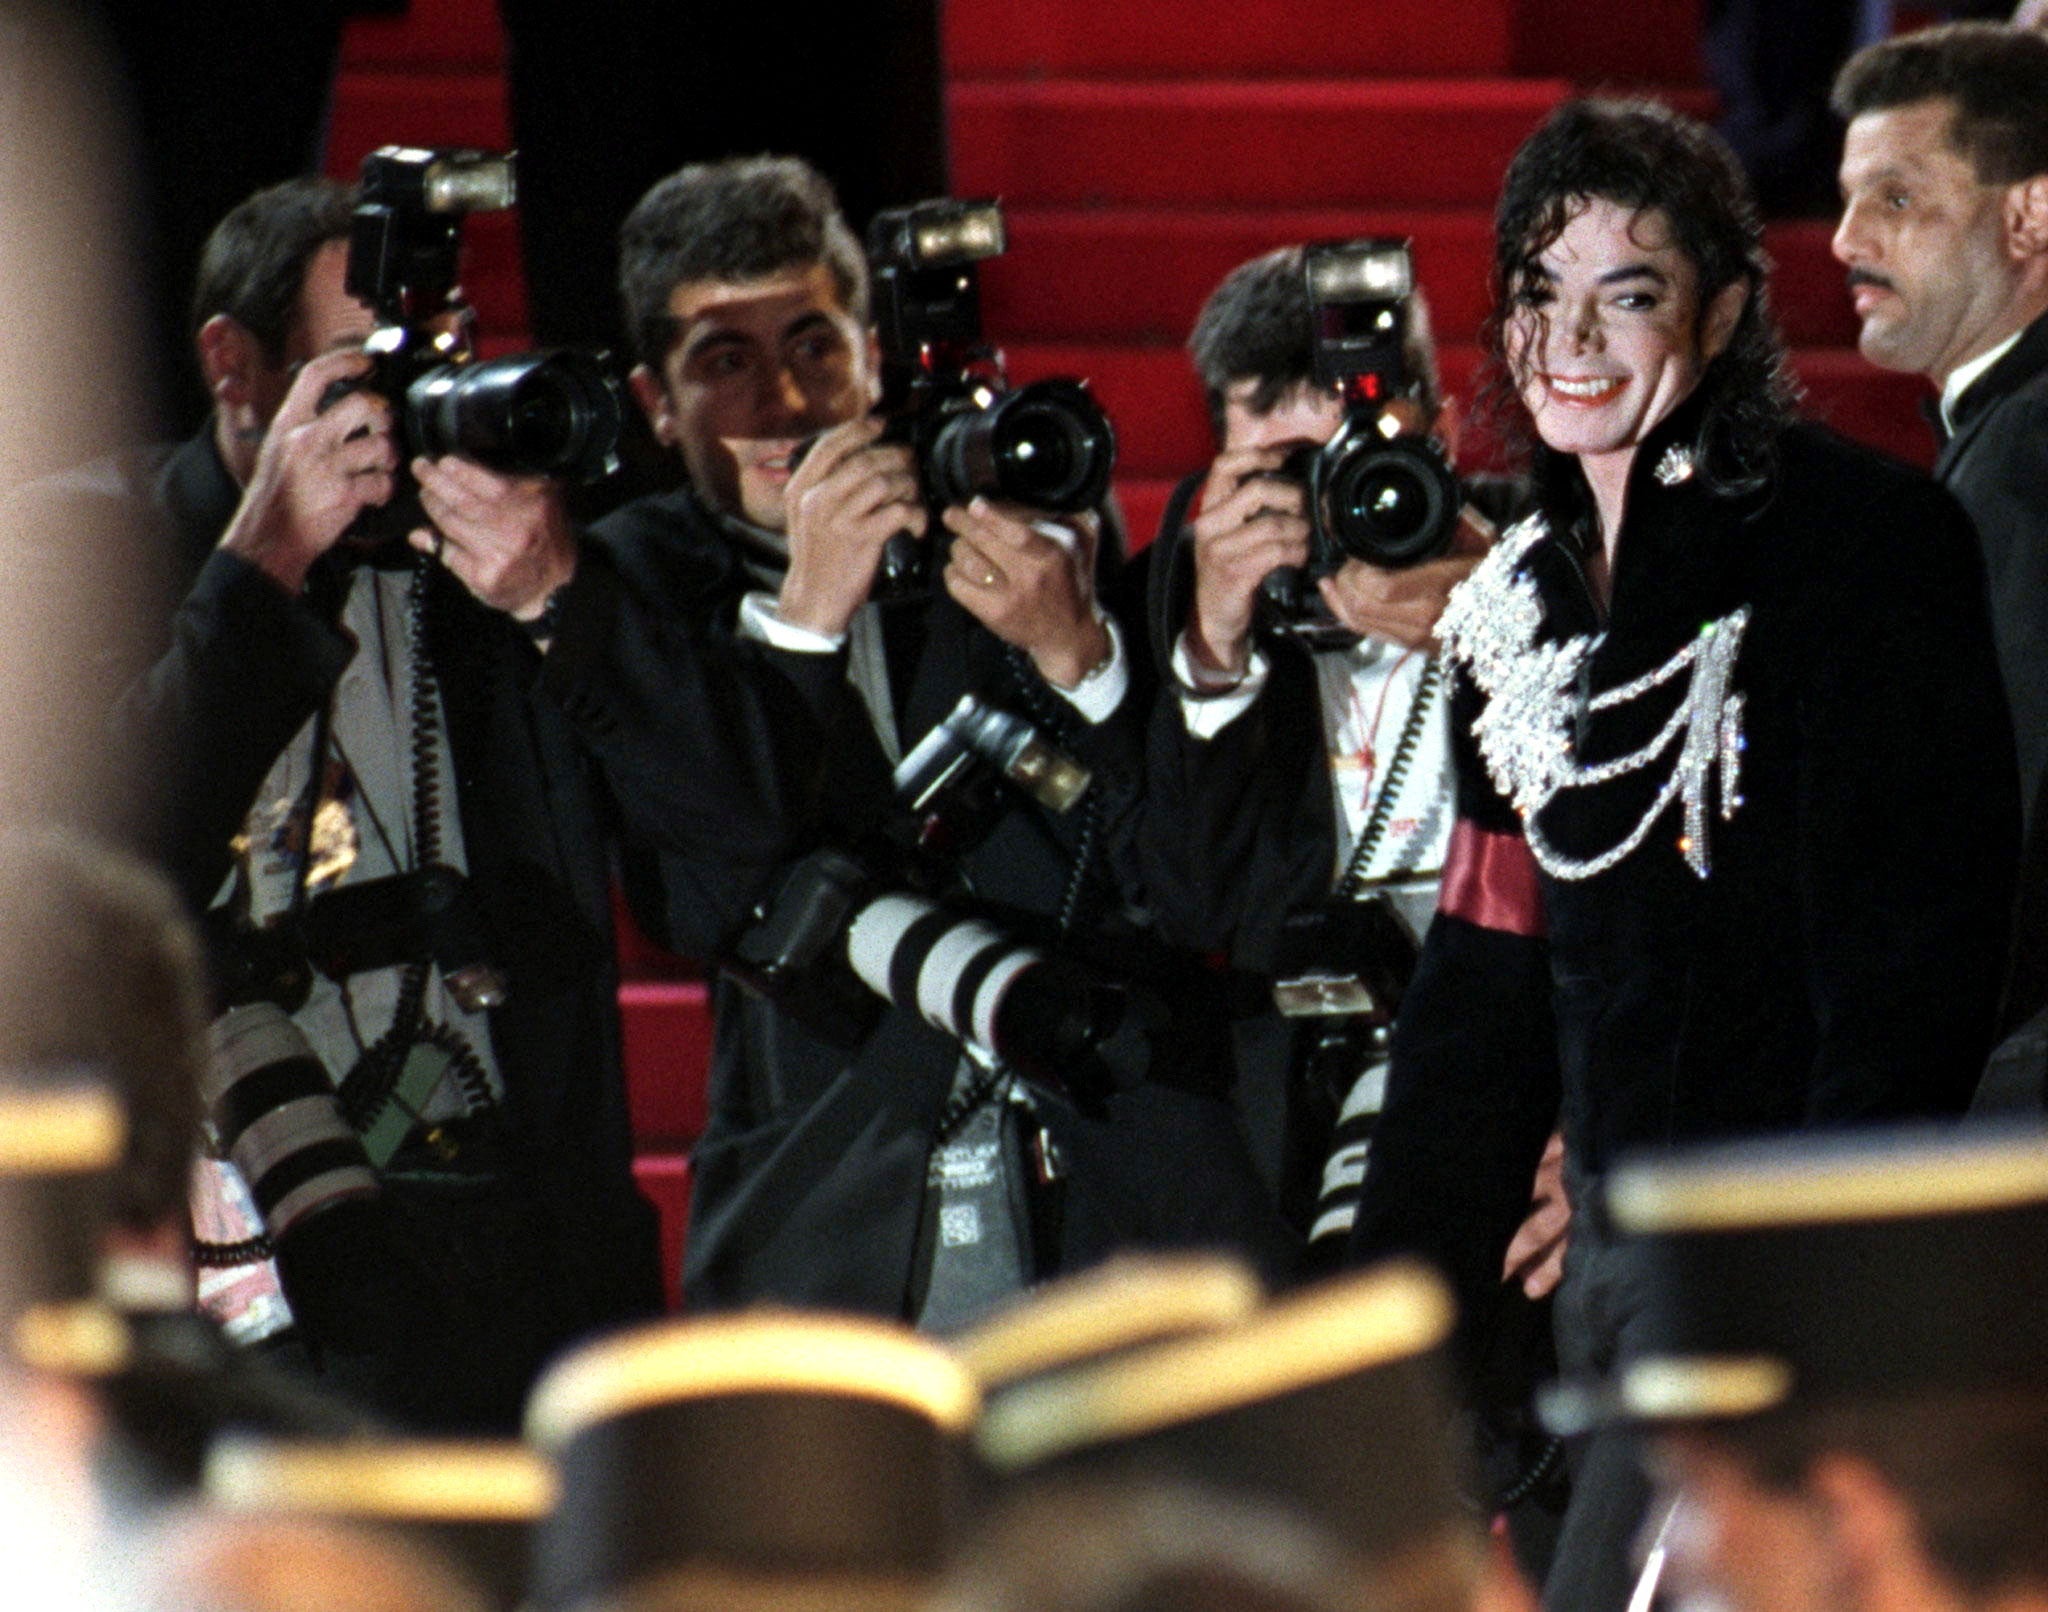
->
<box><xmin>862</xmin><ymin>197</ymin><xmax>1118</xmax><ymax>593</ymax></box>
<box><xmin>332</xmin><ymin>146</ymin><xmax>623</xmax><ymax>546</ymax></box>
<box><xmin>1260</xmin><ymin>238</ymin><xmax>1463</xmax><ymax>633</ymax></box>
<box><xmin>729</xmin><ymin>694</ymin><xmax>1130</xmax><ymax>1108</ymax></box>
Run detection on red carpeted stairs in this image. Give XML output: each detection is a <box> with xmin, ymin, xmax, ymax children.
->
<box><xmin>328</xmin><ymin>0</ymin><xmax>1934</xmax><ymax>1304</ymax></box>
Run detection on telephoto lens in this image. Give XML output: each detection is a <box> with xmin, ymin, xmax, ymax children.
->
<box><xmin>844</xmin><ymin>893</ymin><xmax>1123</xmax><ymax>1107</ymax></box>
<box><xmin>405</xmin><ymin>349</ymin><xmax>623</xmax><ymax>481</ymax></box>
<box><xmin>203</xmin><ymin>1004</ymin><xmax>379</xmax><ymax>1244</ymax></box>
<box><xmin>202</xmin><ymin>1005</ymin><xmax>435</xmax><ymax>1352</ymax></box>
<box><xmin>927</xmin><ymin>379</ymin><xmax>1117</xmax><ymax>514</ymax></box>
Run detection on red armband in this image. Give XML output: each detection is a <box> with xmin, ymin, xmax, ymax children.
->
<box><xmin>1440</xmin><ymin>818</ymin><xmax>1546</xmax><ymax>938</ymax></box>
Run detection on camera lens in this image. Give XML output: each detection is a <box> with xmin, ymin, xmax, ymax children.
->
<box><xmin>990</xmin><ymin>397</ymin><xmax>1080</xmax><ymax>503</ymax></box>
<box><xmin>406</xmin><ymin>350</ymin><xmax>623</xmax><ymax>481</ymax></box>
<box><xmin>500</xmin><ymin>381</ymin><xmax>576</xmax><ymax>466</ymax></box>
<box><xmin>203</xmin><ymin>1003</ymin><xmax>378</xmax><ymax>1242</ymax></box>
<box><xmin>1320</xmin><ymin>430</ymin><xmax>1460</xmax><ymax>569</ymax></box>
<box><xmin>927</xmin><ymin>378</ymin><xmax>1116</xmax><ymax>513</ymax></box>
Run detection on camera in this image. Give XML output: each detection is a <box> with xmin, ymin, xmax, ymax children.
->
<box><xmin>202</xmin><ymin>1002</ymin><xmax>380</xmax><ymax>1248</ymax></box>
<box><xmin>300</xmin><ymin>865</ymin><xmax>507</xmax><ymax>1015</ymax></box>
<box><xmin>1270</xmin><ymin>897</ymin><xmax>1420</xmax><ymax>1024</ymax></box>
<box><xmin>1260</xmin><ymin>239</ymin><xmax>1463</xmax><ymax>632</ymax></box>
<box><xmin>332</xmin><ymin>146</ymin><xmax>623</xmax><ymax>546</ymax></box>
<box><xmin>729</xmin><ymin>694</ymin><xmax>1131</xmax><ymax>1108</ymax></box>
<box><xmin>862</xmin><ymin>197</ymin><xmax>1118</xmax><ymax>594</ymax></box>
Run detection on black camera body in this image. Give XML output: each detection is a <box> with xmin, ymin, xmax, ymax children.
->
<box><xmin>1260</xmin><ymin>239</ymin><xmax>1463</xmax><ymax>635</ymax></box>
<box><xmin>864</xmin><ymin>198</ymin><xmax>1117</xmax><ymax>594</ymax></box>
<box><xmin>333</xmin><ymin>147</ymin><xmax>623</xmax><ymax>547</ymax></box>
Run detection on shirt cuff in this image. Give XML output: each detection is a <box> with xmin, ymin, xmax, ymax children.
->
<box><xmin>738</xmin><ymin>589</ymin><xmax>845</xmax><ymax>653</ymax></box>
<box><xmin>1051</xmin><ymin>614</ymin><xmax>1129</xmax><ymax>725</ymax></box>
<box><xmin>1173</xmin><ymin>631</ymin><xmax>1269</xmax><ymax>739</ymax></box>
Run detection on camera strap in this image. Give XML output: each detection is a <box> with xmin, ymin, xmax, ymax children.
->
<box><xmin>329</xmin><ymin>563</ymin><xmax>497</xmax><ymax>1141</ymax></box>
<box><xmin>913</xmin><ymin>1053</ymin><xmax>1034</xmax><ymax>1328</ymax></box>
<box><xmin>1334</xmin><ymin>653</ymin><xmax>1443</xmax><ymax>900</ymax></box>
<box><xmin>999</xmin><ymin>642</ymin><xmax>1102</xmax><ymax>938</ymax></box>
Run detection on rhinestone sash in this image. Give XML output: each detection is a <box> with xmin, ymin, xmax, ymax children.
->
<box><xmin>1439</xmin><ymin>517</ymin><xmax>1749</xmax><ymax>881</ymax></box>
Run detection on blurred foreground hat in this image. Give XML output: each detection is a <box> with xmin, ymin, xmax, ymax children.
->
<box><xmin>975</xmin><ymin>1260</ymin><xmax>1479</xmax><ymax>1599</ymax></box>
<box><xmin>0</xmin><ymin>1078</ymin><xmax>126</xmax><ymax>1375</ymax></box>
<box><xmin>205</xmin><ymin>1435</ymin><xmax>552</xmax><ymax>1611</ymax></box>
<box><xmin>526</xmin><ymin>1310</ymin><xmax>981</xmax><ymax>1612</ymax></box>
<box><xmin>1542</xmin><ymin>1123</ymin><xmax>2048</xmax><ymax>1433</ymax></box>
<box><xmin>953</xmin><ymin>1253</ymin><xmax>1263</xmax><ymax>1399</ymax></box>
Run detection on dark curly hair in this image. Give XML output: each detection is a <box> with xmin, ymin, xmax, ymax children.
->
<box><xmin>1477</xmin><ymin>98</ymin><xmax>1798</xmax><ymax>504</ymax></box>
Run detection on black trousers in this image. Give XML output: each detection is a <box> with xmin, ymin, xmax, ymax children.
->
<box><xmin>1543</xmin><ymin>1166</ymin><xmax>1660</xmax><ymax>1612</ymax></box>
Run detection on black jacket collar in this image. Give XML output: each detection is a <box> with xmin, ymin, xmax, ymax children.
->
<box><xmin>1939</xmin><ymin>307</ymin><xmax>2048</xmax><ymax>471</ymax></box>
<box><xmin>1522</xmin><ymin>382</ymin><xmax>1765</xmax><ymax>644</ymax></box>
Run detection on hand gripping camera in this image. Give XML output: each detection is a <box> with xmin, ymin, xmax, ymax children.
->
<box><xmin>1261</xmin><ymin>239</ymin><xmax>1464</xmax><ymax>632</ymax></box>
<box><xmin>863</xmin><ymin>197</ymin><xmax>1118</xmax><ymax>594</ymax></box>
<box><xmin>333</xmin><ymin>146</ymin><xmax>624</xmax><ymax>545</ymax></box>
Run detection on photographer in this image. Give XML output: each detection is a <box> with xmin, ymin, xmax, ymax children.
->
<box><xmin>1138</xmin><ymin>247</ymin><xmax>1568</xmax><ymax>1570</ymax></box>
<box><xmin>1140</xmin><ymin>247</ymin><xmax>1556</xmax><ymax>1258</ymax></box>
<box><xmin>26</xmin><ymin>174</ymin><xmax>828</xmax><ymax>1431</ymax></box>
<box><xmin>594</xmin><ymin>156</ymin><xmax>1286</xmax><ymax>1328</ymax></box>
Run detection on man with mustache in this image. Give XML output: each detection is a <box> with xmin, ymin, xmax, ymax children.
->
<box><xmin>1832</xmin><ymin>24</ymin><xmax>2048</xmax><ymax>1073</ymax></box>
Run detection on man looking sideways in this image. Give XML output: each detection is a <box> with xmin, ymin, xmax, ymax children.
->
<box><xmin>1832</xmin><ymin>23</ymin><xmax>2048</xmax><ymax>1063</ymax></box>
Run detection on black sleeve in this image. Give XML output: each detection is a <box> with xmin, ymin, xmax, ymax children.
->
<box><xmin>1346</xmin><ymin>668</ymin><xmax>1559</xmax><ymax>1368</ymax></box>
<box><xmin>1132</xmin><ymin>506</ymin><xmax>1338</xmax><ymax>965</ymax></box>
<box><xmin>1786</xmin><ymin>464</ymin><xmax>2019</xmax><ymax>1119</ymax></box>
<box><xmin>113</xmin><ymin>549</ymin><xmax>354</xmax><ymax>912</ymax></box>
<box><xmin>537</xmin><ymin>541</ymin><xmax>851</xmax><ymax>958</ymax></box>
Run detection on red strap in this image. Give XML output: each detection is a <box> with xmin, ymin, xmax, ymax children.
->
<box><xmin>1440</xmin><ymin>818</ymin><xmax>1547</xmax><ymax>938</ymax></box>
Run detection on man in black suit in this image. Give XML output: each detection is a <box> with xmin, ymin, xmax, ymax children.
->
<box><xmin>1832</xmin><ymin>24</ymin><xmax>2048</xmax><ymax>1070</ymax></box>
<box><xmin>26</xmin><ymin>176</ymin><xmax>822</xmax><ymax>1430</ymax></box>
<box><xmin>595</xmin><ymin>156</ymin><xmax>1287</xmax><ymax>1327</ymax></box>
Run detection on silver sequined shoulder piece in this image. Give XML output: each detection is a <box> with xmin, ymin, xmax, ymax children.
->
<box><xmin>1439</xmin><ymin>514</ymin><xmax>1749</xmax><ymax>881</ymax></box>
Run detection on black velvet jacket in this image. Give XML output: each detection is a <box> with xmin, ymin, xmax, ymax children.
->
<box><xmin>1348</xmin><ymin>394</ymin><xmax>2020</xmax><ymax>1336</ymax></box>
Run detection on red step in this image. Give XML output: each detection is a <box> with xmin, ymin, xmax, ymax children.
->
<box><xmin>631</xmin><ymin>1152</ymin><xmax>691</xmax><ymax>1311</ymax></box>
<box><xmin>948</xmin><ymin>0</ymin><xmax>1514</xmax><ymax>80</ymax></box>
<box><xmin>1012</xmin><ymin>340</ymin><xmax>1934</xmax><ymax>487</ymax></box>
<box><xmin>325</xmin><ymin>68</ymin><xmax>511</xmax><ymax>182</ymax></box>
<box><xmin>983</xmin><ymin>208</ymin><xmax>1497</xmax><ymax>346</ymax></box>
<box><xmin>1765</xmin><ymin>221</ymin><xmax>1859</xmax><ymax>349</ymax></box>
<box><xmin>1116</xmin><ymin>479</ymin><xmax>1180</xmax><ymax>553</ymax></box>
<box><xmin>951</xmin><ymin>79</ymin><xmax>1571</xmax><ymax>208</ymax></box>
<box><xmin>1794</xmin><ymin>349</ymin><xmax>1933</xmax><ymax>469</ymax></box>
<box><xmin>1512</xmin><ymin>0</ymin><xmax>1705</xmax><ymax>84</ymax></box>
<box><xmin>340</xmin><ymin>0</ymin><xmax>503</xmax><ymax>67</ymax></box>
<box><xmin>984</xmin><ymin>211</ymin><xmax>1862</xmax><ymax>351</ymax></box>
<box><xmin>620</xmin><ymin>980</ymin><xmax>713</xmax><ymax>1147</ymax></box>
